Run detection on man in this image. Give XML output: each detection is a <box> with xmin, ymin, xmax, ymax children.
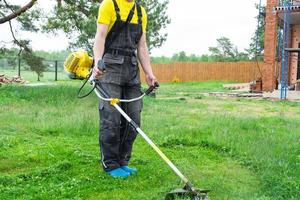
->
<box><xmin>92</xmin><ymin>0</ymin><xmax>157</xmax><ymax>178</ymax></box>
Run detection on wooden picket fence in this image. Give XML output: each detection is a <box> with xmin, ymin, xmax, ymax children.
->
<box><xmin>140</xmin><ymin>61</ymin><xmax>263</xmax><ymax>83</ymax></box>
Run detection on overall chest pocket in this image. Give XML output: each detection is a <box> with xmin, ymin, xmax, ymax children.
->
<box><xmin>100</xmin><ymin>53</ymin><xmax>124</xmax><ymax>84</ymax></box>
<box><xmin>103</xmin><ymin>53</ymin><xmax>124</xmax><ymax>73</ymax></box>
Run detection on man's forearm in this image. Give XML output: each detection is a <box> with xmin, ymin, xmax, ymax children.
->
<box><xmin>93</xmin><ymin>24</ymin><xmax>109</xmax><ymax>66</ymax></box>
<box><xmin>138</xmin><ymin>41</ymin><xmax>154</xmax><ymax>77</ymax></box>
<box><xmin>93</xmin><ymin>36</ymin><xmax>105</xmax><ymax>65</ymax></box>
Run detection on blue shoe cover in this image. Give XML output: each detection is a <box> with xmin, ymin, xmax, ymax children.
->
<box><xmin>121</xmin><ymin>166</ymin><xmax>137</xmax><ymax>174</ymax></box>
<box><xmin>107</xmin><ymin>168</ymin><xmax>130</xmax><ymax>178</ymax></box>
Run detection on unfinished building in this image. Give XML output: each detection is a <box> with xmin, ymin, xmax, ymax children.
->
<box><xmin>264</xmin><ymin>0</ymin><xmax>300</xmax><ymax>98</ymax></box>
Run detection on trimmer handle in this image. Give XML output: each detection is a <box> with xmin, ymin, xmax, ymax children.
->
<box><xmin>97</xmin><ymin>59</ymin><xmax>106</xmax><ymax>72</ymax></box>
<box><xmin>145</xmin><ymin>82</ymin><xmax>159</xmax><ymax>95</ymax></box>
<box><xmin>89</xmin><ymin>59</ymin><xmax>106</xmax><ymax>82</ymax></box>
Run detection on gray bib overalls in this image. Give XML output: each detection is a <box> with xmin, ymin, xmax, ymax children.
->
<box><xmin>99</xmin><ymin>0</ymin><xmax>143</xmax><ymax>171</ymax></box>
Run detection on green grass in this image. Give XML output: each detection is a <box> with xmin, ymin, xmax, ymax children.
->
<box><xmin>1</xmin><ymin>69</ymin><xmax>68</xmax><ymax>82</ymax></box>
<box><xmin>0</xmin><ymin>81</ymin><xmax>299</xmax><ymax>200</ymax></box>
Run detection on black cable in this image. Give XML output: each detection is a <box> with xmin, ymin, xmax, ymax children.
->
<box><xmin>77</xmin><ymin>71</ymin><xmax>96</xmax><ymax>99</ymax></box>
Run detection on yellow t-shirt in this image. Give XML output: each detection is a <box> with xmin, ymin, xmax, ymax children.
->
<box><xmin>97</xmin><ymin>0</ymin><xmax>147</xmax><ymax>33</ymax></box>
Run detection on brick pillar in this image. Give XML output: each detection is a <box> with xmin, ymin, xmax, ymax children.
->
<box><xmin>263</xmin><ymin>0</ymin><xmax>279</xmax><ymax>91</ymax></box>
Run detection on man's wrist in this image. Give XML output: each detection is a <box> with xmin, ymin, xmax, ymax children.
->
<box><xmin>146</xmin><ymin>73</ymin><xmax>155</xmax><ymax>78</ymax></box>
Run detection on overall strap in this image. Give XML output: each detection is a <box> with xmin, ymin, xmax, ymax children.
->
<box><xmin>112</xmin><ymin>0</ymin><xmax>121</xmax><ymax>20</ymax></box>
<box><xmin>136</xmin><ymin>2</ymin><xmax>142</xmax><ymax>25</ymax></box>
<box><xmin>105</xmin><ymin>2</ymin><xmax>137</xmax><ymax>51</ymax></box>
<box><xmin>126</xmin><ymin>3</ymin><xmax>136</xmax><ymax>24</ymax></box>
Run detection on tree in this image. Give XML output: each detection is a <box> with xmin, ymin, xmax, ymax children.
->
<box><xmin>1</xmin><ymin>0</ymin><xmax>170</xmax><ymax>79</ymax></box>
<box><xmin>208</xmin><ymin>37</ymin><xmax>236</xmax><ymax>61</ymax></box>
<box><xmin>0</xmin><ymin>0</ymin><xmax>38</xmax><ymax>24</ymax></box>
<box><xmin>200</xmin><ymin>54</ymin><xmax>209</xmax><ymax>62</ymax></box>
<box><xmin>43</xmin><ymin>0</ymin><xmax>170</xmax><ymax>52</ymax></box>
<box><xmin>22</xmin><ymin>51</ymin><xmax>47</xmax><ymax>81</ymax></box>
<box><xmin>208</xmin><ymin>37</ymin><xmax>250</xmax><ymax>62</ymax></box>
<box><xmin>150</xmin><ymin>56</ymin><xmax>171</xmax><ymax>64</ymax></box>
<box><xmin>246</xmin><ymin>3</ymin><xmax>265</xmax><ymax>60</ymax></box>
<box><xmin>1</xmin><ymin>0</ymin><xmax>170</xmax><ymax>52</ymax></box>
<box><xmin>140</xmin><ymin>0</ymin><xmax>170</xmax><ymax>51</ymax></box>
<box><xmin>0</xmin><ymin>0</ymin><xmax>41</xmax><ymax>52</ymax></box>
<box><xmin>0</xmin><ymin>0</ymin><xmax>47</xmax><ymax>81</ymax></box>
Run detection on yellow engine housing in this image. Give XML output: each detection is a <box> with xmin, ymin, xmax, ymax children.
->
<box><xmin>64</xmin><ymin>51</ymin><xmax>93</xmax><ymax>79</ymax></box>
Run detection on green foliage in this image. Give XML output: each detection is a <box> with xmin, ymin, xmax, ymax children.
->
<box><xmin>21</xmin><ymin>51</ymin><xmax>47</xmax><ymax>81</ymax></box>
<box><xmin>1</xmin><ymin>0</ymin><xmax>169</xmax><ymax>54</ymax></box>
<box><xmin>0</xmin><ymin>49</ymin><xmax>70</xmax><ymax>61</ymax></box>
<box><xmin>151</xmin><ymin>39</ymin><xmax>250</xmax><ymax>64</ymax></box>
<box><xmin>0</xmin><ymin>1</ymin><xmax>46</xmax><ymax>79</ymax></box>
<box><xmin>43</xmin><ymin>1</ymin><xmax>99</xmax><ymax>51</ymax></box>
<box><xmin>139</xmin><ymin>0</ymin><xmax>170</xmax><ymax>51</ymax></box>
<box><xmin>0</xmin><ymin>48</ymin><xmax>48</xmax><ymax>81</ymax></box>
<box><xmin>0</xmin><ymin>1</ymin><xmax>41</xmax><ymax>43</ymax></box>
<box><xmin>170</xmin><ymin>52</ymin><xmax>211</xmax><ymax>62</ymax></box>
<box><xmin>246</xmin><ymin>3</ymin><xmax>265</xmax><ymax>60</ymax></box>
<box><xmin>151</xmin><ymin>37</ymin><xmax>250</xmax><ymax>64</ymax></box>
<box><xmin>34</xmin><ymin>50</ymin><xmax>70</xmax><ymax>61</ymax></box>
<box><xmin>17</xmin><ymin>7</ymin><xmax>42</xmax><ymax>32</ymax></box>
<box><xmin>208</xmin><ymin>37</ymin><xmax>250</xmax><ymax>62</ymax></box>
<box><xmin>0</xmin><ymin>2</ymin><xmax>19</xmax><ymax>19</ymax></box>
<box><xmin>172</xmin><ymin>51</ymin><xmax>188</xmax><ymax>62</ymax></box>
<box><xmin>0</xmin><ymin>48</ymin><xmax>19</xmax><ymax>59</ymax></box>
<box><xmin>150</xmin><ymin>55</ymin><xmax>172</xmax><ymax>64</ymax></box>
<box><xmin>209</xmin><ymin>37</ymin><xmax>235</xmax><ymax>61</ymax></box>
<box><xmin>43</xmin><ymin>0</ymin><xmax>170</xmax><ymax>52</ymax></box>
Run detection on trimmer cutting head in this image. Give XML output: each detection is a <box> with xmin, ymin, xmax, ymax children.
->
<box><xmin>165</xmin><ymin>185</ymin><xmax>210</xmax><ymax>200</ymax></box>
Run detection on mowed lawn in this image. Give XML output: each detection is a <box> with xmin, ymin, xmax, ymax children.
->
<box><xmin>0</xmin><ymin>81</ymin><xmax>299</xmax><ymax>200</ymax></box>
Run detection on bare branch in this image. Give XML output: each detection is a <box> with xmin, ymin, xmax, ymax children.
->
<box><xmin>8</xmin><ymin>20</ymin><xmax>31</xmax><ymax>55</ymax></box>
<box><xmin>0</xmin><ymin>0</ymin><xmax>38</xmax><ymax>24</ymax></box>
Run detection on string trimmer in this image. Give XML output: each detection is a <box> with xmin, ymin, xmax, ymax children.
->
<box><xmin>64</xmin><ymin>51</ymin><xmax>210</xmax><ymax>200</ymax></box>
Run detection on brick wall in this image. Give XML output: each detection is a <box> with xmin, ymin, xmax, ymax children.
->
<box><xmin>263</xmin><ymin>0</ymin><xmax>279</xmax><ymax>91</ymax></box>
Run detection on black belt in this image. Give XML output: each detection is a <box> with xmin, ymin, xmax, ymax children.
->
<box><xmin>105</xmin><ymin>49</ymin><xmax>136</xmax><ymax>57</ymax></box>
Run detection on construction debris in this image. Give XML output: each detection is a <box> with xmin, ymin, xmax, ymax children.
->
<box><xmin>0</xmin><ymin>74</ymin><xmax>28</xmax><ymax>85</ymax></box>
<box><xmin>209</xmin><ymin>92</ymin><xmax>263</xmax><ymax>98</ymax></box>
<box><xmin>223</xmin><ymin>83</ymin><xmax>250</xmax><ymax>91</ymax></box>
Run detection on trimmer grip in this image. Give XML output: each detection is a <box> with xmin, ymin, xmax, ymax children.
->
<box><xmin>89</xmin><ymin>59</ymin><xmax>106</xmax><ymax>82</ymax></box>
<box><xmin>145</xmin><ymin>82</ymin><xmax>159</xmax><ymax>95</ymax></box>
<box><xmin>97</xmin><ymin>59</ymin><xmax>106</xmax><ymax>72</ymax></box>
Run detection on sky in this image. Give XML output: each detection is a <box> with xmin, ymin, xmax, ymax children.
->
<box><xmin>0</xmin><ymin>0</ymin><xmax>266</xmax><ymax>56</ymax></box>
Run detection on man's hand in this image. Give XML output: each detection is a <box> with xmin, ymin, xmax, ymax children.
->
<box><xmin>145</xmin><ymin>73</ymin><xmax>157</xmax><ymax>87</ymax></box>
<box><xmin>92</xmin><ymin>66</ymin><xmax>104</xmax><ymax>80</ymax></box>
